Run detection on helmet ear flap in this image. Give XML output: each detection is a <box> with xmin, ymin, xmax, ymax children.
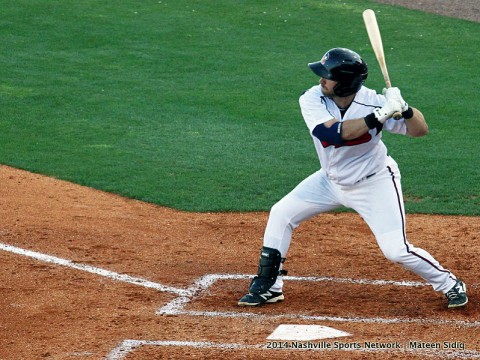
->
<box><xmin>333</xmin><ymin>75</ymin><xmax>366</xmax><ymax>97</ymax></box>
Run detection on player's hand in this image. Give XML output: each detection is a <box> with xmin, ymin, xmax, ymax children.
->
<box><xmin>382</xmin><ymin>87</ymin><xmax>408</xmax><ymax>112</ymax></box>
<box><xmin>372</xmin><ymin>98</ymin><xmax>403</xmax><ymax>123</ymax></box>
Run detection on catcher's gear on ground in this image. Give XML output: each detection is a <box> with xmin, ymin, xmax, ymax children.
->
<box><xmin>308</xmin><ymin>48</ymin><xmax>368</xmax><ymax>97</ymax></box>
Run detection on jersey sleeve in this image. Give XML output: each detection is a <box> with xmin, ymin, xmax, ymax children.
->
<box><xmin>299</xmin><ymin>87</ymin><xmax>336</xmax><ymax>133</ymax></box>
<box><xmin>383</xmin><ymin>117</ymin><xmax>407</xmax><ymax>135</ymax></box>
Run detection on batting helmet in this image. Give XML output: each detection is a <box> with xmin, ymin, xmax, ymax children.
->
<box><xmin>308</xmin><ymin>48</ymin><xmax>368</xmax><ymax>97</ymax></box>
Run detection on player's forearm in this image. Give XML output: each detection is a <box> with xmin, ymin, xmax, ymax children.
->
<box><xmin>405</xmin><ymin>108</ymin><xmax>428</xmax><ymax>137</ymax></box>
<box><xmin>340</xmin><ymin>118</ymin><xmax>370</xmax><ymax>140</ymax></box>
<box><xmin>312</xmin><ymin>118</ymin><xmax>369</xmax><ymax>145</ymax></box>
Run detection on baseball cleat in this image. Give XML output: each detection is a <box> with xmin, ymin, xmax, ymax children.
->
<box><xmin>445</xmin><ymin>280</ymin><xmax>468</xmax><ymax>308</ymax></box>
<box><xmin>238</xmin><ymin>291</ymin><xmax>284</xmax><ymax>306</ymax></box>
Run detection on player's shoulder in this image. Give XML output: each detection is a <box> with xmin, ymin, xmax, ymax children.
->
<box><xmin>357</xmin><ymin>85</ymin><xmax>379</xmax><ymax>99</ymax></box>
<box><xmin>299</xmin><ymin>85</ymin><xmax>323</xmax><ymax>105</ymax></box>
<box><xmin>300</xmin><ymin>84</ymin><xmax>322</xmax><ymax>98</ymax></box>
<box><xmin>354</xmin><ymin>86</ymin><xmax>384</xmax><ymax>107</ymax></box>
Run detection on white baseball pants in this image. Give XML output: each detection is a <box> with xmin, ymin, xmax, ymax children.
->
<box><xmin>264</xmin><ymin>158</ymin><xmax>457</xmax><ymax>294</ymax></box>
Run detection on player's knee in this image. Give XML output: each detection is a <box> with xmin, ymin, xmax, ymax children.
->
<box><xmin>376</xmin><ymin>230</ymin><xmax>409</xmax><ymax>263</ymax></box>
<box><xmin>381</xmin><ymin>248</ymin><xmax>405</xmax><ymax>263</ymax></box>
<box><xmin>269</xmin><ymin>201</ymin><xmax>296</xmax><ymax>229</ymax></box>
<box><xmin>270</xmin><ymin>201</ymin><xmax>287</xmax><ymax>219</ymax></box>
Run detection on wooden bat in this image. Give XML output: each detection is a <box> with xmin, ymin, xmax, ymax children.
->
<box><xmin>362</xmin><ymin>9</ymin><xmax>402</xmax><ymax>119</ymax></box>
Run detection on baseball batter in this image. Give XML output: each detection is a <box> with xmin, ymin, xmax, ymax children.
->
<box><xmin>238</xmin><ymin>48</ymin><xmax>468</xmax><ymax>309</ymax></box>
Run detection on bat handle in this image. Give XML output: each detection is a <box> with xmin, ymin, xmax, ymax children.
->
<box><xmin>393</xmin><ymin>111</ymin><xmax>402</xmax><ymax>120</ymax></box>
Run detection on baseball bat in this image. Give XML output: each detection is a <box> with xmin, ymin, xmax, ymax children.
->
<box><xmin>362</xmin><ymin>9</ymin><xmax>402</xmax><ymax>119</ymax></box>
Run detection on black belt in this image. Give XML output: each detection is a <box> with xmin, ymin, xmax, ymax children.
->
<box><xmin>356</xmin><ymin>172</ymin><xmax>376</xmax><ymax>183</ymax></box>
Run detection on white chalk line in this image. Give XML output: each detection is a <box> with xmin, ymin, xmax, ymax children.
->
<box><xmin>2</xmin><ymin>242</ymin><xmax>477</xmax><ymax>329</ymax></box>
<box><xmin>156</xmin><ymin>273</ymin><xmax>429</xmax><ymax>315</ymax></box>
<box><xmin>171</xmin><ymin>309</ymin><xmax>480</xmax><ymax>328</ymax></box>
<box><xmin>105</xmin><ymin>339</ymin><xmax>480</xmax><ymax>360</ymax></box>
<box><xmin>2</xmin><ymin>242</ymin><xmax>479</xmax><ymax>358</ymax></box>
<box><xmin>0</xmin><ymin>241</ymin><xmax>431</xmax><ymax>301</ymax></box>
<box><xmin>0</xmin><ymin>242</ymin><xmax>189</xmax><ymax>296</ymax></box>
<box><xmin>157</xmin><ymin>274</ymin><xmax>480</xmax><ymax>328</ymax></box>
<box><xmin>105</xmin><ymin>340</ymin><xmax>263</xmax><ymax>360</ymax></box>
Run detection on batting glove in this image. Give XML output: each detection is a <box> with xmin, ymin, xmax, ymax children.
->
<box><xmin>382</xmin><ymin>87</ymin><xmax>409</xmax><ymax>112</ymax></box>
<box><xmin>372</xmin><ymin>98</ymin><xmax>403</xmax><ymax>123</ymax></box>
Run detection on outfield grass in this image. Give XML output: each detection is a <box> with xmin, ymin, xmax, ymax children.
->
<box><xmin>0</xmin><ymin>0</ymin><xmax>478</xmax><ymax>215</ymax></box>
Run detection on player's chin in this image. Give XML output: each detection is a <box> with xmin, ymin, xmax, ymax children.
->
<box><xmin>321</xmin><ymin>86</ymin><xmax>334</xmax><ymax>96</ymax></box>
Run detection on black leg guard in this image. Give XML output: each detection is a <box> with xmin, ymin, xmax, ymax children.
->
<box><xmin>249</xmin><ymin>247</ymin><xmax>286</xmax><ymax>294</ymax></box>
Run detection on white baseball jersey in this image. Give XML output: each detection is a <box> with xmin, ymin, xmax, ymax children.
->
<box><xmin>299</xmin><ymin>84</ymin><xmax>407</xmax><ymax>186</ymax></box>
<box><xmin>263</xmin><ymin>83</ymin><xmax>457</xmax><ymax>295</ymax></box>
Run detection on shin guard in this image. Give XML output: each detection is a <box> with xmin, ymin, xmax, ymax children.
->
<box><xmin>249</xmin><ymin>246</ymin><xmax>286</xmax><ymax>294</ymax></box>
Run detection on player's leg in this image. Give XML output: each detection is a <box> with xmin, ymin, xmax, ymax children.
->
<box><xmin>350</xmin><ymin>160</ymin><xmax>467</xmax><ymax>308</ymax></box>
<box><xmin>238</xmin><ymin>170</ymin><xmax>341</xmax><ymax>306</ymax></box>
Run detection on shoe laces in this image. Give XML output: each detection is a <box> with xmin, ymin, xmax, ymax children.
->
<box><xmin>446</xmin><ymin>283</ymin><xmax>464</xmax><ymax>300</ymax></box>
<box><xmin>446</xmin><ymin>290</ymin><xmax>460</xmax><ymax>301</ymax></box>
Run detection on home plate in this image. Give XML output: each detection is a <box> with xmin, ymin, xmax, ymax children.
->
<box><xmin>267</xmin><ymin>324</ymin><xmax>351</xmax><ymax>341</ymax></box>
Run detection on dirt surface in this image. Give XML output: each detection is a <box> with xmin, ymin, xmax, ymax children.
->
<box><xmin>1</xmin><ymin>162</ymin><xmax>479</xmax><ymax>360</ymax></box>
<box><xmin>372</xmin><ymin>0</ymin><xmax>479</xmax><ymax>22</ymax></box>
<box><xmin>1</xmin><ymin>3</ymin><xmax>479</xmax><ymax>360</ymax></box>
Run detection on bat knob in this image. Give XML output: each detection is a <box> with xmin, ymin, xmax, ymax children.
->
<box><xmin>393</xmin><ymin>111</ymin><xmax>402</xmax><ymax>120</ymax></box>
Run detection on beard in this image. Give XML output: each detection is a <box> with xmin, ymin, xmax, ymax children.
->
<box><xmin>321</xmin><ymin>84</ymin><xmax>335</xmax><ymax>97</ymax></box>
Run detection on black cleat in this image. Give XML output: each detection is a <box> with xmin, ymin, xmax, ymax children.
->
<box><xmin>238</xmin><ymin>291</ymin><xmax>284</xmax><ymax>306</ymax></box>
<box><xmin>445</xmin><ymin>280</ymin><xmax>468</xmax><ymax>308</ymax></box>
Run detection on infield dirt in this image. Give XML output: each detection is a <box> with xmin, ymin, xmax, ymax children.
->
<box><xmin>1</xmin><ymin>163</ymin><xmax>479</xmax><ymax>359</ymax></box>
<box><xmin>1</xmin><ymin>2</ymin><xmax>479</xmax><ymax>359</ymax></box>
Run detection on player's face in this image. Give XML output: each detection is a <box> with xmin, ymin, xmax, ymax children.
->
<box><xmin>320</xmin><ymin>78</ymin><xmax>337</xmax><ymax>96</ymax></box>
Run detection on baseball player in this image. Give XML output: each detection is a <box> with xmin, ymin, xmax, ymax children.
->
<box><xmin>238</xmin><ymin>48</ymin><xmax>467</xmax><ymax>309</ymax></box>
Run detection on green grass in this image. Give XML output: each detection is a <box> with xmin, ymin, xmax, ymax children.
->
<box><xmin>0</xmin><ymin>0</ymin><xmax>478</xmax><ymax>215</ymax></box>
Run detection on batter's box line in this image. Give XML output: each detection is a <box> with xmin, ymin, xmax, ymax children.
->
<box><xmin>3</xmin><ymin>242</ymin><xmax>419</xmax><ymax>298</ymax></box>
<box><xmin>157</xmin><ymin>274</ymin><xmax>480</xmax><ymax>329</ymax></box>
<box><xmin>156</xmin><ymin>273</ymin><xmax>429</xmax><ymax>314</ymax></box>
<box><xmin>0</xmin><ymin>242</ymin><xmax>190</xmax><ymax>296</ymax></box>
<box><xmin>2</xmin><ymin>242</ymin><xmax>478</xmax><ymax>329</ymax></box>
<box><xmin>105</xmin><ymin>339</ymin><xmax>263</xmax><ymax>360</ymax></box>
<box><xmin>105</xmin><ymin>339</ymin><xmax>480</xmax><ymax>360</ymax></box>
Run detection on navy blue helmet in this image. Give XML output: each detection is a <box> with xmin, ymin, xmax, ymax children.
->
<box><xmin>308</xmin><ymin>48</ymin><xmax>368</xmax><ymax>97</ymax></box>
